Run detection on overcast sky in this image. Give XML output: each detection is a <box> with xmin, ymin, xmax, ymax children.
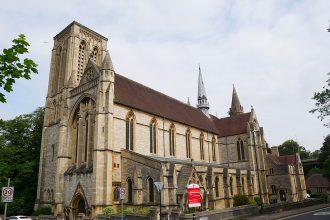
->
<box><xmin>0</xmin><ymin>0</ymin><xmax>329</xmax><ymax>151</ymax></box>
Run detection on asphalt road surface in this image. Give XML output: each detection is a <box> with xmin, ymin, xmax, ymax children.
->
<box><xmin>278</xmin><ymin>207</ymin><xmax>330</xmax><ymax>220</ymax></box>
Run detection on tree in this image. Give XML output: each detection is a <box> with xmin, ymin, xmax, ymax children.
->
<box><xmin>278</xmin><ymin>139</ymin><xmax>310</xmax><ymax>160</ymax></box>
<box><xmin>322</xmin><ymin>155</ymin><xmax>330</xmax><ymax>179</ymax></box>
<box><xmin>319</xmin><ymin>135</ymin><xmax>330</xmax><ymax>165</ymax></box>
<box><xmin>0</xmin><ymin>108</ymin><xmax>44</xmax><ymax>215</ymax></box>
<box><xmin>310</xmin><ymin>73</ymin><xmax>330</xmax><ymax>127</ymax></box>
<box><xmin>0</xmin><ymin>34</ymin><xmax>38</xmax><ymax>103</ymax></box>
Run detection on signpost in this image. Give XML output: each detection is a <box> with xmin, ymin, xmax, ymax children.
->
<box><xmin>154</xmin><ymin>182</ymin><xmax>163</xmax><ymax>220</ymax></box>
<box><xmin>187</xmin><ymin>183</ymin><xmax>201</xmax><ymax>208</ymax></box>
<box><xmin>118</xmin><ymin>188</ymin><xmax>125</xmax><ymax>220</ymax></box>
<box><xmin>1</xmin><ymin>178</ymin><xmax>13</xmax><ymax>220</ymax></box>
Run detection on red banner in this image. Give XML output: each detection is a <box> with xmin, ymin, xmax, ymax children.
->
<box><xmin>187</xmin><ymin>184</ymin><xmax>201</xmax><ymax>208</ymax></box>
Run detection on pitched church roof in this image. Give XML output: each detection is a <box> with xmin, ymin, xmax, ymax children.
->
<box><xmin>114</xmin><ymin>73</ymin><xmax>219</xmax><ymax>133</ymax></box>
<box><xmin>267</xmin><ymin>154</ymin><xmax>298</xmax><ymax>165</ymax></box>
<box><xmin>213</xmin><ymin>112</ymin><xmax>251</xmax><ymax>137</ymax></box>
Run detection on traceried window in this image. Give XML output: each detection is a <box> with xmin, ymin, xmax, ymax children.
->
<box><xmin>70</xmin><ymin>97</ymin><xmax>95</xmax><ymax>167</ymax></box>
<box><xmin>126</xmin><ymin>112</ymin><xmax>134</xmax><ymax>151</ymax></box>
<box><xmin>237</xmin><ymin>139</ymin><xmax>245</xmax><ymax>161</ymax></box>
<box><xmin>150</xmin><ymin>118</ymin><xmax>157</xmax><ymax>154</ymax></box>
<box><xmin>200</xmin><ymin>133</ymin><xmax>204</xmax><ymax>160</ymax></box>
<box><xmin>77</xmin><ymin>41</ymin><xmax>86</xmax><ymax>82</ymax></box>
<box><xmin>186</xmin><ymin>129</ymin><xmax>191</xmax><ymax>158</ymax></box>
<box><xmin>169</xmin><ymin>124</ymin><xmax>176</xmax><ymax>156</ymax></box>
<box><xmin>212</xmin><ymin>136</ymin><xmax>216</xmax><ymax>162</ymax></box>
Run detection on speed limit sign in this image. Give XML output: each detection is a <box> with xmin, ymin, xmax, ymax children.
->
<box><xmin>2</xmin><ymin>187</ymin><xmax>14</xmax><ymax>203</ymax></box>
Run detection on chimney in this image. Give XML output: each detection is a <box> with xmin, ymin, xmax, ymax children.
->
<box><xmin>271</xmin><ymin>146</ymin><xmax>279</xmax><ymax>157</ymax></box>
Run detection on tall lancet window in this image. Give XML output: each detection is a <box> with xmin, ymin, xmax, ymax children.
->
<box><xmin>200</xmin><ymin>133</ymin><xmax>204</xmax><ymax>160</ymax></box>
<box><xmin>149</xmin><ymin>118</ymin><xmax>157</xmax><ymax>154</ymax></box>
<box><xmin>126</xmin><ymin>112</ymin><xmax>135</xmax><ymax>151</ymax></box>
<box><xmin>186</xmin><ymin>129</ymin><xmax>191</xmax><ymax>158</ymax></box>
<box><xmin>77</xmin><ymin>41</ymin><xmax>86</xmax><ymax>82</ymax></box>
<box><xmin>169</xmin><ymin>124</ymin><xmax>176</xmax><ymax>156</ymax></box>
<box><xmin>237</xmin><ymin>139</ymin><xmax>245</xmax><ymax>161</ymax></box>
<box><xmin>212</xmin><ymin>136</ymin><xmax>216</xmax><ymax>162</ymax></box>
<box><xmin>70</xmin><ymin>97</ymin><xmax>95</xmax><ymax>167</ymax></box>
<box><xmin>92</xmin><ymin>46</ymin><xmax>98</xmax><ymax>64</ymax></box>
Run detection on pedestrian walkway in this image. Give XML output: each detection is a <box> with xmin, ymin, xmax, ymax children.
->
<box><xmin>241</xmin><ymin>203</ymin><xmax>330</xmax><ymax>220</ymax></box>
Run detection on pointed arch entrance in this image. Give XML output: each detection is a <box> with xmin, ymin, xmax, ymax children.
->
<box><xmin>71</xmin><ymin>194</ymin><xmax>87</xmax><ymax>219</ymax></box>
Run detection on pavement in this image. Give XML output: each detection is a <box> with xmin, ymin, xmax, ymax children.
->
<box><xmin>241</xmin><ymin>203</ymin><xmax>330</xmax><ymax>220</ymax></box>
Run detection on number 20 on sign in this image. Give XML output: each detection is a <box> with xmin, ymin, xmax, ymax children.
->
<box><xmin>2</xmin><ymin>187</ymin><xmax>14</xmax><ymax>203</ymax></box>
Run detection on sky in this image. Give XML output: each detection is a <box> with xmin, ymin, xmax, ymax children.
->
<box><xmin>0</xmin><ymin>0</ymin><xmax>329</xmax><ymax>151</ymax></box>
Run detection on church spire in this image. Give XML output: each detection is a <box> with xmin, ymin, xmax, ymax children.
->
<box><xmin>229</xmin><ymin>85</ymin><xmax>244</xmax><ymax>116</ymax></box>
<box><xmin>197</xmin><ymin>65</ymin><xmax>209</xmax><ymax>115</ymax></box>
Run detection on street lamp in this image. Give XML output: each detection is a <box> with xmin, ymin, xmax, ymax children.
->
<box><xmin>252</xmin><ymin>129</ymin><xmax>264</xmax><ymax>213</ymax></box>
<box><xmin>154</xmin><ymin>182</ymin><xmax>163</xmax><ymax>220</ymax></box>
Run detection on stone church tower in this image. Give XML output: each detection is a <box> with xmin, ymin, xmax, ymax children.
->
<box><xmin>36</xmin><ymin>21</ymin><xmax>115</xmax><ymax>216</ymax></box>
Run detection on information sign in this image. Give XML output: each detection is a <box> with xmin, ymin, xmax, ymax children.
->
<box><xmin>187</xmin><ymin>184</ymin><xmax>201</xmax><ymax>208</ymax></box>
<box><xmin>1</xmin><ymin>187</ymin><xmax>14</xmax><ymax>203</ymax></box>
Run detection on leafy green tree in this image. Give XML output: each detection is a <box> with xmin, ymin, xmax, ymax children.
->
<box><xmin>322</xmin><ymin>155</ymin><xmax>330</xmax><ymax>179</ymax></box>
<box><xmin>0</xmin><ymin>34</ymin><xmax>38</xmax><ymax>103</ymax></box>
<box><xmin>319</xmin><ymin>135</ymin><xmax>330</xmax><ymax>165</ymax></box>
<box><xmin>0</xmin><ymin>108</ymin><xmax>44</xmax><ymax>215</ymax></box>
<box><xmin>310</xmin><ymin>150</ymin><xmax>321</xmax><ymax>159</ymax></box>
<box><xmin>310</xmin><ymin>73</ymin><xmax>330</xmax><ymax>127</ymax></box>
<box><xmin>278</xmin><ymin>139</ymin><xmax>310</xmax><ymax>159</ymax></box>
<box><xmin>307</xmin><ymin>167</ymin><xmax>322</xmax><ymax>176</ymax></box>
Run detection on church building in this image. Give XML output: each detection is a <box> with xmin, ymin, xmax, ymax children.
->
<box><xmin>35</xmin><ymin>21</ymin><xmax>307</xmax><ymax>219</ymax></box>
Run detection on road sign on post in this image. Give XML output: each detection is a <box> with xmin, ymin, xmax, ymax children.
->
<box><xmin>1</xmin><ymin>187</ymin><xmax>14</xmax><ymax>203</ymax></box>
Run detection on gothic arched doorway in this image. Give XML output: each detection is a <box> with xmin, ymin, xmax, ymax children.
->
<box><xmin>279</xmin><ymin>190</ymin><xmax>286</xmax><ymax>202</ymax></box>
<box><xmin>72</xmin><ymin>194</ymin><xmax>88</xmax><ymax>220</ymax></box>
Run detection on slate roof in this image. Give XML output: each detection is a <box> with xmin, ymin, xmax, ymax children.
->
<box><xmin>114</xmin><ymin>73</ymin><xmax>219</xmax><ymax>133</ymax></box>
<box><xmin>213</xmin><ymin>113</ymin><xmax>251</xmax><ymax>137</ymax></box>
<box><xmin>306</xmin><ymin>174</ymin><xmax>330</xmax><ymax>188</ymax></box>
<box><xmin>267</xmin><ymin>154</ymin><xmax>297</xmax><ymax>165</ymax></box>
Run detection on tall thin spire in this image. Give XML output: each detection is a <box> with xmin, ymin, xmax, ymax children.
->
<box><xmin>229</xmin><ymin>85</ymin><xmax>244</xmax><ymax>116</ymax></box>
<box><xmin>197</xmin><ymin>65</ymin><xmax>209</xmax><ymax>116</ymax></box>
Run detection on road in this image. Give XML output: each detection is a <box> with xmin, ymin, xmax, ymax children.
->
<box><xmin>278</xmin><ymin>207</ymin><xmax>330</xmax><ymax>220</ymax></box>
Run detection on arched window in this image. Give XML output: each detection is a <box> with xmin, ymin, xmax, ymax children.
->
<box><xmin>150</xmin><ymin>118</ymin><xmax>157</xmax><ymax>154</ymax></box>
<box><xmin>230</xmin><ymin>177</ymin><xmax>233</xmax><ymax>196</ymax></box>
<box><xmin>147</xmin><ymin>177</ymin><xmax>154</xmax><ymax>203</ymax></box>
<box><xmin>212</xmin><ymin>136</ymin><xmax>216</xmax><ymax>162</ymax></box>
<box><xmin>242</xmin><ymin>178</ymin><xmax>245</xmax><ymax>194</ymax></box>
<box><xmin>186</xmin><ymin>129</ymin><xmax>191</xmax><ymax>158</ymax></box>
<box><xmin>92</xmin><ymin>46</ymin><xmax>98</xmax><ymax>64</ymax></box>
<box><xmin>127</xmin><ymin>178</ymin><xmax>133</xmax><ymax>203</ymax></box>
<box><xmin>200</xmin><ymin>133</ymin><xmax>204</xmax><ymax>160</ymax></box>
<box><xmin>169</xmin><ymin>124</ymin><xmax>176</xmax><ymax>156</ymax></box>
<box><xmin>126</xmin><ymin>112</ymin><xmax>134</xmax><ymax>151</ymax></box>
<box><xmin>215</xmin><ymin>176</ymin><xmax>220</xmax><ymax>197</ymax></box>
<box><xmin>271</xmin><ymin>185</ymin><xmax>276</xmax><ymax>194</ymax></box>
<box><xmin>50</xmin><ymin>189</ymin><xmax>54</xmax><ymax>201</ymax></box>
<box><xmin>77</xmin><ymin>41</ymin><xmax>86</xmax><ymax>82</ymax></box>
<box><xmin>237</xmin><ymin>139</ymin><xmax>245</xmax><ymax>161</ymax></box>
<box><xmin>71</xmin><ymin>97</ymin><xmax>95</xmax><ymax>167</ymax></box>
<box><xmin>113</xmin><ymin>187</ymin><xmax>119</xmax><ymax>202</ymax></box>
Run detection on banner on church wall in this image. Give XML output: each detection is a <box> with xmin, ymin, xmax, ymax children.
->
<box><xmin>187</xmin><ymin>183</ymin><xmax>201</xmax><ymax>208</ymax></box>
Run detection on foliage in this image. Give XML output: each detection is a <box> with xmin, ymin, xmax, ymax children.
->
<box><xmin>0</xmin><ymin>107</ymin><xmax>44</xmax><ymax>215</ymax></box>
<box><xmin>319</xmin><ymin>135</ymin><xmax>330</xmax><ymax>165</ymax></box>
<box><xmin>103</xmin><ymin>206</ymin><xmax>115</xmax><ymax>215</ymax></box>
<box><xmin>310</xmin><ymin>72</ymin><xmax>330</xmax><ymax>127</ymax></box>
<box><xmin>254</xmin><ymin>196</ymin><xmax>262</xmax><ymax>206</ymax></box>
<box><xmin>233</xmin><ymin>194</ymin><xmax>249</xmax><ymax>206</ymax></box>
<box><xmin>307</xmin><ymin>167</ymin><xmax>322</xmax><ymax>176</ymax></box>
<box><xmin>278</xmin><ymin>140</ymin><xmax>310</xmax><ymax>159</ymax></box>
<box><xmin>136</xmin><ymin>207</ymin><xmax>150</xmax><ymax>215</ymax></box>
<box><xmin>123</xmin><ymin>207</ymin><xmax>134</xmax><ymax>215</ymax></box>
<box><xmin>248</xmin><ymin>197</ymin><xmax>257</xmax><ymax>205</ymax></box>
<box><xmin>322</xmin><ymin>155</ymin><xmax>330</xmax><ymax>179</ymax></box>
<box><xmin>0</xmin><ymin>34</ymin><xmax>38</xmax><ymax>103</ymax></box>
<box><xmin>32</xmin><ymin>206</ymin><xmax>53</xmax><ymax>216</ymax></box>
<box><xmin>310</xmin><ymin>150</ymin><xmax>321</xmax><ymax>159</ymax></box>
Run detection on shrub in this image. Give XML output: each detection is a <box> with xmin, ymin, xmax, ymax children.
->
<box><xmin>123</xmin><ymin>207</ymin><xmax>134</xmax><ymax>215</ymax></box>
<box><xmin>103</xmin><ymin>206</ymin><xmax>115</xmax><ymax>215</ymax></box>
<box><xmin>248</xmin><ymin>197</ymin><xmax>257</xmax><ymax>205</ymax></box>
<box><xmin>254</xmin><ymin>196</ymin><xmax>262</xmax><ymax>206</ymax></box>
<box><xmin>136</xmin><ymin>207</ymin><xmax>150</xmax><ymax>215</ymax></box>
<box><xmin>233</xmin><ymin>194</ymin><xmax>249</xmax><ymax>206</ymax></box>
<box><xmin>32</xmin><ymin>206</ymin><xmax>52</xmax><ymax>216</ymax></box>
